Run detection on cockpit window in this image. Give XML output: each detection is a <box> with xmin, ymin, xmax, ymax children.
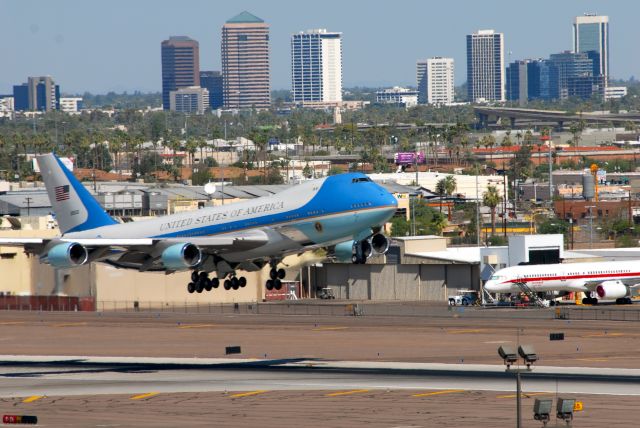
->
<box><xmin>352</xmin><ymin>177</ymin><xmax>372</xmax><ymax>183</ymax></box>
<box><xmin>489</xmin><ymin>274</ymin><xmax>504</xmax><ymax>280</ymax></box>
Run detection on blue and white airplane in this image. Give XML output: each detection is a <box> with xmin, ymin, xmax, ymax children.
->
<box><xmin>0</xmin><ymin>154</ymin><xmax>398</xmax><ymax>294</ymax></box>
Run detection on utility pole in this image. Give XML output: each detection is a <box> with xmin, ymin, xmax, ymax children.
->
<box><xmin>24</xmin><ymin>197</ymin><xmax>32</xmax><ymax>218</ymax></box>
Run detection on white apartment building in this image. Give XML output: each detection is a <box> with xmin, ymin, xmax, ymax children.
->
<box><xmin>291</xmin><ymin>29</ymin><xmax>342</xmax><ymax>103</ymax></box>
<box><xmin>417</xmin><ymin>57</ymin><xmax>454</xmax><ymax>105</ymax></box>
<box><xmin>169</xmin><ymin>86</ymin><xmax>209</xmax><ymax>115</ymax></box>
<box><xmin>466</xmin><ymin>29</ymin><xmax>505</xmax><ymax>103</ymax></box>
<box><xmin>604</xmin><ymin>86</ymin><xmax>627</xmax><ymax>100</ymax></box>
<box><xmin>59</xmin><ymin>97</ymin><xmax>84</xmax><ymax>113</ymax></box>
<box><xmin>376</xmin><ymin>87</ymin><xmax>418</xmax><ymax>107</ymax></box>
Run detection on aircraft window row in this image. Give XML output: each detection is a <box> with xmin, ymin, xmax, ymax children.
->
<box><xmin>351</xmin><ymin>202</ymin><xmax>373</xmax><ymax>208</ymax></box>
<box><xmin>352</xmin><ymin>177</ymin><xmax>372</xmax><ymax>183</ymax></box>
<box><xmin>307</xmin><ymin>210</ymin><xmax>322</xmax><ymax>216</ymax></box>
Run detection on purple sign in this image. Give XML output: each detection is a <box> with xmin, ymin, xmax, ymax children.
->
<box><xmin>394</xmin><ymin>152</ymin><xmax>425</xmax><ymax>165</ymax></box>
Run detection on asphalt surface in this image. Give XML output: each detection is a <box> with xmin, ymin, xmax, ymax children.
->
<box><xmin>1</xmin><ymin>306</ymin><xmax>640</xmax><ymax>426</ymax></box>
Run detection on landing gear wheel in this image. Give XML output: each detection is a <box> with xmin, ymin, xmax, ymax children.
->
<box><xmin>269</xmin><ymin>268</ymin><xmax>278</xmax><ymax>280</ymax></box>
<box><xmin>239</xmin><ymin>277</ymin><xmax>247</xmax><ymax>288</ymax></box>
<box><xmin>274</xmin><ymin>279</ymin><xmax>282</xmax><ymax>290</ymax></box>
<box><xmin>196</xmin><ymin>281</ymin><xmax>204</xmax><ymax>293</ymax></box>
<box><xmin>231</xmin><ymin>277</ymin><xmax>240</xmax><ymax>290</ymax></box>
<box><xmin>266</xmin><ymin>279</ymin><xmax>274</xmax><ymax>291</ymax></box>
<box><xmin>204</xmin><ymin>278</ymin><xmax>213</xmax><ymax>292</ymax></box>
<box><xmin>187</xmin><ymin>282</ymin><xmax>196</xmax><ymax>293</ymax></box>
<box><xmin>277</xmin><ymin>268</ymin><xmax>286</xmax><ymax>279</ymax></box>
<box><xmin>211</xmin><ymin>278</ymin><xmax>220</xmax><ymax>289</ymax></box>
<box><xmin>224</xmin><ymin>279</ymin><xmax>232</xmax><ymax>290</ymax></box>
<box><xmin>191</xmin><ymin>271</ymin><xmax>199</xmax><ymax>282</ymax></box>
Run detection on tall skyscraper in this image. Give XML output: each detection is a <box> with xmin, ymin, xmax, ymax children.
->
<box><xmin>161</xmin><ymin>36</ymin><xmax>200</xmax><ymax>110</ymax></box>
<box><xmin>222</xmin><ymin>11</ymin><xmax>270</xmax><ymax>109</ymax></box>
<box><xmin>573</xmin><ymin>14</ymin><xmax>609</xmax><ymax>81</ymax></box>
<box><xmin>200</xmin><ymin>71</ymin><xmax>223</xmax><ymax>109</ymax></box>
<box><xmin>291</xmin><ymin>29</ymin><xmax>342</xmax><ymax>103</ymax></box>
<box><xmin>417</xmin><ymin>57</ymin><xmax>454</xmax><ymax>105</ymax></box>
<box><xmin>466</xmin><ymin>29</ymin><xmax>505</xmax><ymax>103</ymax></box>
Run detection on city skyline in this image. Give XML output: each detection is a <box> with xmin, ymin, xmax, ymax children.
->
<box><xmin>2</xmin><ymin>0</ymin><xmax>637</xmax><ymax>94</ymax></box>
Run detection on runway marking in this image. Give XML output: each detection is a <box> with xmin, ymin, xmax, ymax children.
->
<box><xmin>447</xmin><ymin>329</ymin><xmax>487</xmax><ymax>334</ymax></box>
<box><xmin>325</xmin><ymin>389</ymin><xmax>370</xmax><ymax>397</ymax></box>
<box><xmin>497</xmin><ymin>392</ymin><xmax>550</xmax><ymax>399</ymax></box>
<box><xmin>312</xmin><ymin>326</ymin><xmax>349</xmax><ymax>331</ymax></box>
<box><xmin>229</xmin><ymin>390</ymin><xmax>268</xmax><ymax>398</ymax></box>
<box><xmin>412</xmin><ymin>389</ymin><xmax>464</xmax><ymax>397</ymax></box>
<box><xmin>178</xmin><ymin>324</ymin><xmax>217</xmax><ymax>329</ymax></box>
<box><xmin>0</xmin><ymin>321</ymin><xmax>25</xmax><ymax>325</ymax></box>
<box><xmin>51</xmin><ymin>322</ymin><xmax>87</xmax><ymax>327</ymax></box>
<box><xmin>582</xmin><ymin>332</ymin><xmax>624</xmax><ymax>338</ymax></box>
<box><xmin>130</xmin><ymin>392</ymin><xmax>159</xmax><ymax>400</ymax></box>
<box><xmin>22</xmin><ymin>395</ymin><xmax>44</xmax><ymax>403</ymax></box>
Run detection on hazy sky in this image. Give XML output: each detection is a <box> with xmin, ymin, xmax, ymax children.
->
<box><xmin>2</xmin><ymin>0</ymin><xmax>637</xmax><ymax>94</ymax></box>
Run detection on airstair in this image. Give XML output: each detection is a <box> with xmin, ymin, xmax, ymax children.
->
<box><xmin>514</xmin><ymin>278</ymin><xmax>547</xmax><ymax>308</ymax></box>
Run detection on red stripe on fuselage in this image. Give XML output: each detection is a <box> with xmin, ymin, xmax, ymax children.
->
<box><xmin>505</xmin><ymin>271</ymin><xmax>640</xmax><ymax>284</ymax></box>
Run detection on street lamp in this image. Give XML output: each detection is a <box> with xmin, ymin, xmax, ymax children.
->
<box><xmin>498</xmin><ymin>345</ymin><xmax>538</xmax><ymax>428</ymax></box>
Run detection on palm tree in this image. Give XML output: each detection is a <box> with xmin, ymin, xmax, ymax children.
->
<box><xmin>444</xmin><ymin>175</ymin><xmax>457</xmax><ymax>219</ymax></box>
<box><xmin>483</xmin><ymin>185</ymin><xmax>501</xmax><ymax>237</ymax></box>
<box><xmin>435</xmin><ymin>178</ymin><xmax>446</xmax><ymax>213</ymax></box>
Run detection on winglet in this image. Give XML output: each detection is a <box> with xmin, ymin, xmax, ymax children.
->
<box><xmin>37</xmin><ymin>154</ymin><xmax>117</xmax><ymax>235</ymax></box>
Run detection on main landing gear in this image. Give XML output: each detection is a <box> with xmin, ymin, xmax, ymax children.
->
<box><xmin>187</xmin><ymin>270</ymin><xmax>246</xmax><ymax>294</ymax></box>
<box><xmin>265</xmin><ymin>267</ymin><xmax>286</xmax><ymax>291</ymax></box>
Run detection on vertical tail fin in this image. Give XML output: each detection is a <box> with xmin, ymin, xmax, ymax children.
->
<box><xmin>37</xmin><ymin>153</ymin><xmax>117</xmax><ymax>235</ymax></box>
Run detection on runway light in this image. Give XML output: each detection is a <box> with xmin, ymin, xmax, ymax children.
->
<box><xmin>2</xmin><ymin>415</ymin><xmax>38</xmax><ymax>424</ymax></box>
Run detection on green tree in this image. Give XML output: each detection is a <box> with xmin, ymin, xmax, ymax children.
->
<box><xmin>483</xmin><ymin>185</ymin><xmax>501</xmax><ymax>236</ymax></box>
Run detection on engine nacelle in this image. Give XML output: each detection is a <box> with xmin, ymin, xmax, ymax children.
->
<box><xmin>47</xmin><ymin>242</ymin><xmax>89</xmax><ymax>268</ymax></box>
<box><xmin>333</xmin><ymin>240</ymin><xmax>372</xmax><ymax>263</ymax></box>
<box><xmin>596</xmin><ymin>280</ymin><xmax>628</xmax><ymax>300</ymax></box>
<box><xmin>161</xmin><ymin>243</ymin><xmax>202</xmax><ymax>271</ymax></box>
<box><xmin>370</xmin><ymin>233</ymin><xmax>390</xmax><ymax>255</ymax></box>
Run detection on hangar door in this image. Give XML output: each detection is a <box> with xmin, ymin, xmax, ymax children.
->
<box><xmin>528</xmin><ymin>247</ymin><xmax>560</xmax><ymax>265</ymax></box>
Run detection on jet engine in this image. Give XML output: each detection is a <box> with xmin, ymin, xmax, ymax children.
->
<box><xmin>370</xmin><ymin>233</ymin><xmax>390</xmax><ymax>255</ymax></box>
<box><xmin>596</xmin><ymin>280</ymin><xmax>628</xmax><ymax>300</ymax></box>
<box><xmin>47</xmin><ymin>242</ymin><xmax>89</xmax><ymax>268</ymax></box>
<box><xmin>333</xmin><ymin>240</ymin><xmax>372</xmax><ymax>264</ymax></box>
<box><xmin>161</xmin><ymin>243</ymin><xmax>202</xmax><ymax>270</ymax></box>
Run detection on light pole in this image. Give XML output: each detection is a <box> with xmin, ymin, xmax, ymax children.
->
<box><xmin>498</xmin><ymin>345</ymin><xmax>538</xmax><ymax>428</ymax></box>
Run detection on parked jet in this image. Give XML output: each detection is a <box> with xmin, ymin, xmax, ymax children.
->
<box><xmin>484</xmin><ymin>260</ymin><xmax>640</xmax><ymax>304</ymax></box>
<box><xmin>0</xmin><ymin>154</ymin><xmax>397</xmax><ymax>293</ymax></box>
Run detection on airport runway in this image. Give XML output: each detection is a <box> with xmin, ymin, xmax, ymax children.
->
<box><xmin>1</xmin><ymin>358</ymin><xmax>639</xmax><ymax>427</ymax></box>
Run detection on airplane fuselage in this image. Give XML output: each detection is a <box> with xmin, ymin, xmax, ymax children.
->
<box><xmin>484</xmin><ymin>260</ymin><xmax>640</xmax><ymax>294</ymax></box>
<box><xmin>65</xmin><ymin>173</ymin><xmax>398</xmax><ymax>263</ymax></box>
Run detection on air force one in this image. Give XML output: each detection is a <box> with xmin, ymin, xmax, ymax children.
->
<box><xmin>0</xmin><ymin>154</ymin><xmax>397</xmax><ymax>293</ymax></box>
<box><xmin>484</xmin><ymin>260</ymin><xmax>640</xmax><ymax>304</ymax></box>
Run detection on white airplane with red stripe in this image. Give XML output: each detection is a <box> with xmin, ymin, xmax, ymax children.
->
<box><xmin>484</xmin><ymin>260</ymin><xmax>640</xmax><ymax>304</ymax></box>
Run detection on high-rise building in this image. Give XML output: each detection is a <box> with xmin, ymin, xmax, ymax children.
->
<box><xmin>573</xmin><ymin>14</ymin><xmax>609</xmax><ymax>81</ymax></box>
<box><xmin>506</xmin><ymin>60</ymin><xmax>529</xmax><ymax>105</ymax></box>
<box><xmin>161</xmin><ymin>36</ymin><xmax>200</xmax><ymax>110</ymax></box>
<box><xmin>548</xmin><ymin>51</ymin><xmax>595</xmax><ymax>99</ymax></box>
<box><xmin>417</xmin><ymin>57</ymin><xmax>454</xmax><ymax>105</ymax></box>
<box><xmin>466</xmin><ymin>29</ymin><xmax>505</xmax><ymax>103</ymax></box>
<box><xmin>169</xmin><ymin>86</ymin><xmax>209</xmax><ymax>115</ymax></box>
<box><xmin>199</xmin><ymin>71</ymin><xmax>223</xmax><ymax>110</ymax></box>
<box><xmin>291</xmin><ymin>29</ymin><xmax>342</xmax><ymax>103</ymax></box>
<box><xmin>13</xmin><ymin>77</ymin><xmax>59</xmax><ymax>111</ymax></box>
<box><xmin>222</xmin><ymin>11</ymin><xmax>270</xmax><ymax>109</ymax></box>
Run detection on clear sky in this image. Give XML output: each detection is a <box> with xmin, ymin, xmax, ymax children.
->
<box><xmin>1</xmin><ymin>0</ymin><xmax>636</xmax><ymax>94</ymax></box>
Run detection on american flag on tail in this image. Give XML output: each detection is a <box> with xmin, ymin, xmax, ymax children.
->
<box><xmin>55</xmin><ymin>185</ymin><xmax>70</xmax><ymax>202</ymax></box>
